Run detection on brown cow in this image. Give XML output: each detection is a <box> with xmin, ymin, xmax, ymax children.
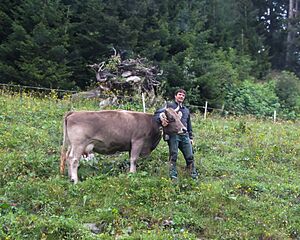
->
<box><xmin>60</xmin><ymin>108</ymin><xmax>186</xmax><ymax>183</ymax></box>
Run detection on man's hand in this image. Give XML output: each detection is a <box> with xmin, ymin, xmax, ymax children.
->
<box><xmin>159</xmin><ymin>113</ymin><xmax>169</xmax><ymax>127</ymax></box>
<box><xmin>190</xmin><ymin>139</ymin><xmax>194</xmax><ymax>145</ymax></box>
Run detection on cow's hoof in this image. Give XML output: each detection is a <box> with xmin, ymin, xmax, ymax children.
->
<box><xmin>70</xmin><ymin>179</ymin><xmax>78</xmax><ymax>184</ymax></box>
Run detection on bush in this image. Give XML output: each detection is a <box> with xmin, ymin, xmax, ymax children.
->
<box><xmin>271</xmin><ymin>71</ymin><xmax>300</xmax><ymax>119</ymax></box>
<box><xmin>225</xmin><ymin>80</ymin><xmax>280</xmax><ymax>117</ymax></box>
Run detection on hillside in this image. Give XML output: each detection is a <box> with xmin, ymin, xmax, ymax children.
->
<box><xmin>1</xmin><ymin>92</ymin><xmax>300</xmax><ymax>239</ymax></box>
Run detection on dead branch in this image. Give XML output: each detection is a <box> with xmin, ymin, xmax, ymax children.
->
<box><xmin>87</xmin><ymin>54</ymin><xmax>162</xmax><ymax>98</ymax></box>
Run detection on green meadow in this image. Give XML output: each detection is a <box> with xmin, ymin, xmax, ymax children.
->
<box><xmin>1</xmin><ymin>92</ymin><xmax>300</xmax><ymax>239</ymax></box>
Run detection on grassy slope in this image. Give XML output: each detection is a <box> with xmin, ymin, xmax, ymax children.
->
<box><xmin>1</xmin><ymin>93</ymin><xmax>300</xmax><ymax>239</ymax></box>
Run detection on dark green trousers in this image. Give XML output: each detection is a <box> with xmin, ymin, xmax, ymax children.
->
<box><xmin>167</xmin><ymin>134</ymin><xmax>197</xmax><ymax>179</ymax></box>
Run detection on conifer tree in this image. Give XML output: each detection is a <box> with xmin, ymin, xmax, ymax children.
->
<box><xmin>0</xmin><ymin>0</ymin><xmax>73</xmax><ymax>88</ymax></box>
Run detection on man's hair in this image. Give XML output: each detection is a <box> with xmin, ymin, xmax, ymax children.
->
<box><xmin>175</xmin><ymin>88</ymin><xmax>186</xmax><ymax>96</ymax></box>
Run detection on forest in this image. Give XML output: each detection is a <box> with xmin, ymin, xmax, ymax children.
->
<box><xmin>0</xmin><ymin>0</ymin><xmax>300</xmax><ymax>118</ymax></box>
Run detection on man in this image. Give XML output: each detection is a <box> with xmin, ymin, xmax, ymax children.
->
<box><xmin>155</xmin><ymin>89</ymin><xmax>198</xmax><ymax>180</ymax></box>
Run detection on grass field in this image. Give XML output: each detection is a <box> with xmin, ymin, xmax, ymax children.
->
<box><xmin>1</xmin><ymin>92</ymin><xmax>300</xmax><ymax>239</ymax></box>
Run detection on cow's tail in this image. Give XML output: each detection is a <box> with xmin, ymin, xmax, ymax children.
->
<box><xmin>60</xmin><ymin>112</ymin><xmax>72</xmax><ymax>175</ymax></box>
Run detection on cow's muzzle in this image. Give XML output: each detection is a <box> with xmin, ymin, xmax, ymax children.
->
<box><xmin>179</xmin><ymin>127</ymin><xmax>187</xmax><ymax>134</ymax></box>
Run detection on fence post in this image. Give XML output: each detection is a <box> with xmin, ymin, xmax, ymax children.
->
<box><xmin>204</xmin><ymin>101</ymin><xmax>208</xmax><ymax>119</ymax></box>
<box><xmin>142</xmin><ymin>92</ymin><xmax>146</xmax><ymax>113</ymax></box>
<box><xmin>273</xmin><ymin>110</ymin><xmax>277</xmax><ymax>123</ymax></box>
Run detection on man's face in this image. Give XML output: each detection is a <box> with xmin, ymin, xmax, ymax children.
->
<box><xmin>175</xmin><ymin>92</ymin><xmax>185</xmax><ymax>103</ymax></box>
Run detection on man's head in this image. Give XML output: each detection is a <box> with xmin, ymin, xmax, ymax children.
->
<box><xmin>174</xmin><ymin>89</ymin><xmax>186</xmax><ymax>104</ymax></box>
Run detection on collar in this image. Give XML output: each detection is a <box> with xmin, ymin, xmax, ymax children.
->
<box><xmin>175</xmin><ymin>101</ymin><xmax>183</xmax><ymax>108</ymax></box>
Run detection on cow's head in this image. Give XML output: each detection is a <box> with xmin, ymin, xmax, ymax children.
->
<box><xmin>162</xmin><ymin>108</ymin><xmax>187</xmax><ymax>135</ymax></box>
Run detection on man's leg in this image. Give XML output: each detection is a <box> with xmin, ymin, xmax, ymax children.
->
<box><xmin>168</xmin><ymin>135</ymin><xmax>179</xmax><ymax>179</ymax></box>
<box><xmin>179</xmin><ymin>135</ymin><xmax>198</xmax><ymax>179</ymax></box>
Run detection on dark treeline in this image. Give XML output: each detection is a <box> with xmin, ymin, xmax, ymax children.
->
<box><xmin>0</xmin><ymin>0</ymin><xmax>300</xmax><ymax>118</ymax></box>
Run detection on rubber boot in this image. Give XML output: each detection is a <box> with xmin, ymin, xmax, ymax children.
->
<box><xmin>169</xmin><ymin>161</ymin><xmax>178</xmax><ymax>180</ymax></box>
<box><xmin>187</xmin><ymin>162</ymin><xmax>198</xmax><ymax>179</ymax></box>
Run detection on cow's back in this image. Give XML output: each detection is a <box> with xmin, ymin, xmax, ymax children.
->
<box><xmin>65</xmin><ymin>110</ymin><xmax>160</xmax><ymax>154</ymax></box>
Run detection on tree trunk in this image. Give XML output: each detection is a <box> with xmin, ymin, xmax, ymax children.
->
<box><xmin>286</xmin><ymin>0</ymin><xmax>298</xmax><ymax>66</ymax></box>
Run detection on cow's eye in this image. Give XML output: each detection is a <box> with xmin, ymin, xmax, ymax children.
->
<box><xmin>168</xmin><ymin>116</ymin><xmax>175</xmax><ymax>122</ymax></box>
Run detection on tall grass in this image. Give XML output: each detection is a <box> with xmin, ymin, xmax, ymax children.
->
<box><xmin>1</xmin><ymin>93</ymin><xmax>300</xmax><ymax>239</ymax></box>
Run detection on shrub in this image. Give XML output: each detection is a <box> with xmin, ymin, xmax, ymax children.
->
<box><xmin>225</xmin><ymin>80</ymin><xmax>280</xmax><ymax>117</ymax></box>
<box><xmin>271</xmin><ymin>71</ymin><xmax>300</xmax><ymax>119</ymax></box>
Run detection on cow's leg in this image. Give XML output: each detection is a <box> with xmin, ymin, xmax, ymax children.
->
<box><xmin>60</xmin><ymin>147</ymin><xmax>67</xmax><ymax>175</ymax></box>
<box><xmin>67</xmin><ymin>146</ymin><xmax>84</xmax><ymax>184</ymax></box>
<box><xmin>129</xmin><ymin>140</ymin><xmax>144</xmax><ymax>173</ymax></box>
<box><xmin>60</xmin><ymin>146</ymin><xmax>70</xmax><ymax>175</ymax></box>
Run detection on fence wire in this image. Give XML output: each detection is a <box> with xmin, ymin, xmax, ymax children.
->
<box><xmin>0</xmin><ymin>83</ymin><xmax>164</xmax><ymax>112</ymax></box>
<box><xmin>0</xmin><ymin>83</ymin><xmax>279</xmax><ymax>122</ymax></box>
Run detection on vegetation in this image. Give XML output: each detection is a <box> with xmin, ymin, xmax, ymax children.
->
<box><xmin>1</xmin><ymin>92</ymin><xmax>300</xmax><ymax>239</ymax></box>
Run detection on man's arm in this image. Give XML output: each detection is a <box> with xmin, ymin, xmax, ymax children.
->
<box><xmin>187</xmin><ymin>111</ymin><xmax>193</xmax><ymax>141</ymax></box>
